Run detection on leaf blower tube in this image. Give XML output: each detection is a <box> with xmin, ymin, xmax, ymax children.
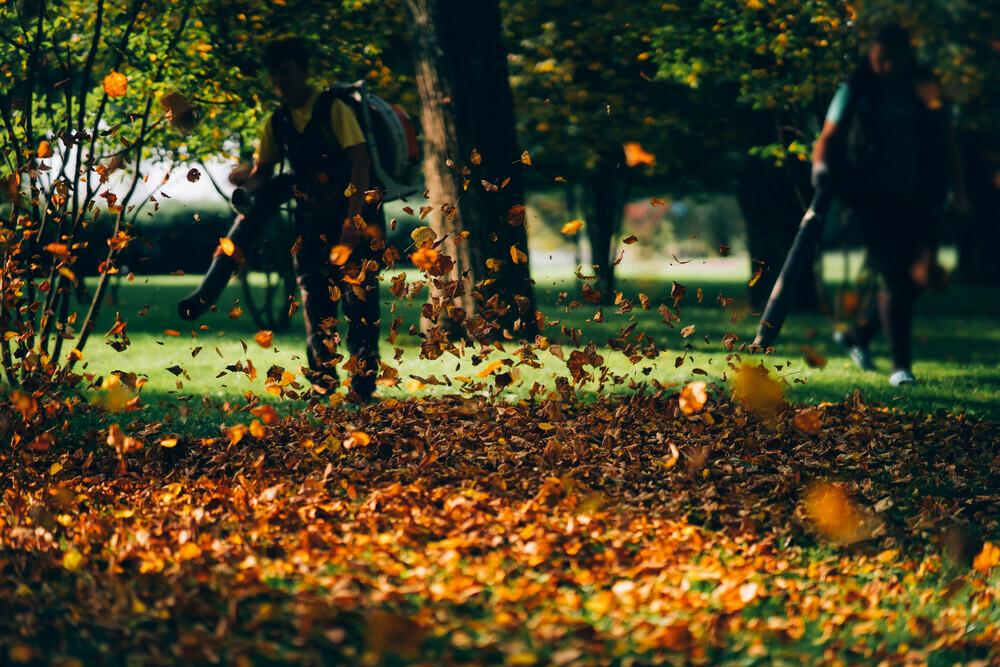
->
<box><xmin>177</xmin><ymin>174</ymin><xmax>295</xmax><ymax>321</ymax></box>
<box><xmin>751</xmin><ymin>184</ymin><xmax>835</xmax><ymax>349</ymax></box>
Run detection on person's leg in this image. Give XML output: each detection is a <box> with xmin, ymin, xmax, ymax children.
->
<box><xmin>293</xmin><ymin>212</ymin><xmax>342</xmax><ymax>394</ymax></box>
<box><xmin>848</xmin><ymin>290</ymin><xmax>882</xmax><ymax>347</ymax></box>
<box><xmin>878</xmin><ymin>264</ymin><xmax>921</xmax><ymax>374</ymax></box>
<box><xmin>340</xmin><ymin>205</ymin><xmax>384</xmax><ymax>401</ymax></box>
<box><xmin>178</xmin><ymin>175</ymin><xmax>295</xmax><ymax>320</ymax></box>
<box><xmin>340</xmin><ymin>265</ymin><xmax>381</xmax><ymax>401</ymax></box>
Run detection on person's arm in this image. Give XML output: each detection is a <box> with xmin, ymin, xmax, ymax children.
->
<box><xmin>230</xmin><ymin>113</ymin><xmax>279</xmax><ymax>191</ymax></box>
<box><xmin>811</xmin><ymin>83</ymin><xmax>849</xmax><ymax>190</ymax></box>
<box><xmin>812</xmin><ymin>120</ymin><xmax>839</xmax><ymax>170</ymax></box>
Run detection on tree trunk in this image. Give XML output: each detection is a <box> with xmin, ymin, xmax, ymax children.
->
<box><xmin>582</xmin><ymin>149</ymin><xmax>627</xmax><ymax>303</ymax></box>
<box><xmin>406</xmin><ymin>0</ymin><xmax>538</xmax><ymax>341</ymax></box>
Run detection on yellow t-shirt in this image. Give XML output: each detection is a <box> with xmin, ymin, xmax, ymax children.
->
<box><xmin>255</xmin><ymin>89</ymin><xmax>366</xmax><ymax>164</ymax></box>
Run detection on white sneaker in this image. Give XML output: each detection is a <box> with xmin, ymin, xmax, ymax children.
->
<box><xmin>888</xmin><ymin>369</ymin><xmax>916</xmax><ymax>386</ymax></box>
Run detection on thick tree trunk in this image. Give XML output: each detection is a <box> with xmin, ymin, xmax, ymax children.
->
<box><xmin>582</xmin><ymin>150</ymin><xmax>627</xmax><ymax>303</ymax></box>
<box><xmin>407</xmin><ymin>0</ymin><xmax>538</xmax><ymax>341</ymax></box>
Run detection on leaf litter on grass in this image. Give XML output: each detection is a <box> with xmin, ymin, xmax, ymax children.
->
<box><xmin>2</xmin><ymin>385</ymin><xmax>999</xmax><ymax>664</ymax></box>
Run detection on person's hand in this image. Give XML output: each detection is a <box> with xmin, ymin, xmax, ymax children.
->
<box><xmin>228</xmin><ymin>162</ymin><xmax>253</xmax><ymax>187</ymax></box>
<box><xmin>811</xmin><ymin>162</ymin><xmax>831</xmax><ymax>192</ymax></box>
<box><xmin>911</xmin><ymin>248</ymin><xmax>948</xmax><ymax>291</ymax></box>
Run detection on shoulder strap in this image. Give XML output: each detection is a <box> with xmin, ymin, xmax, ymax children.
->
<box><xmin>271</xmin><ymin>106</ymin><xmax>289</xmax><ymax>166</ymax></box>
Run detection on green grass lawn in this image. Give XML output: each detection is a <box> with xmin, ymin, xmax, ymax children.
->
<box><xmin>72</xmin><ymin>250</ymin><xmax>1000</xmax><ymax>426</ymax></box>
<box><xmin>6</xmin><ymin>252</ymin><xmax>999</xmax><ymax>665</ymax></box>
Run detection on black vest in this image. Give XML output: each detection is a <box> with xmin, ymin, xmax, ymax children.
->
<box><xmin>830</xmin><ymin>73</ymin><xmax>949</xmax><ymax>208</ymax></box>
<box><xmin>271</xmin><ymin>90</ymin><xmax>352</xmax><ymax>190</ymax></box>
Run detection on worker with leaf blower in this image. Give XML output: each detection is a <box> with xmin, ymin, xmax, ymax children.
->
<box><xmin>178</xmin><ymin>38</ymin><xmax>388</xmax><ymax>402</ymax></box>
<box><xmin>757</xmin><ymin>23</ymin><xmax>968</xmax><ymax>387</ymax></box>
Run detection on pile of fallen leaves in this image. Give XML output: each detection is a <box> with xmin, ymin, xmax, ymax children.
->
<box><xmin>1</xmin><ymin>388</ymin><xmax>999</xmax><ymax>664</ymax></box>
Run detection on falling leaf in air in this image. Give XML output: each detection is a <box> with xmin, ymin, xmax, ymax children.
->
<box><xmin>510</xmin><ymin>245</ymin><xmax>528</xmax><ymax>264</ymax></box>
<box><xmin>803</xmin><ymin>482</ymin><xmax>872</xmax><ymax>544</ymax></box>
<box><xmin>218</xmin><ymin>238</ymin><xmax>235</xmax><ymax>256</ymax></box>
<box><xmin>37</xmin><ymin>140</ymin><xmax>53</xmax><ymax>159</ymax></box>
<box><xmin>731</xmin><ymin>363</ymin><xmax>783</xmax><ymax>417</ymax></box>
<box><xmin>255</xmin><ymin>330</ymin><xmax>274</xmax><ymax>348</ymax></box>
<box><xmin>186</xmin><ymin>168</ymin><xmax>200</xmax><ymax>183</ymax></box>
<box><xmin>103</xmin><ymin>70</ymin><xmax>128</xmax><ymax>98</ymax></box>
<box><xmin>329</xmin><ymin>244</ymin><xmax>351</xmax><ymax>266</ymax></box>
<box><xmin>561</xmin><ymin>219</ymin><xmax>583</xmax><ymax>235</ymax></box>
<box><xmin>748</xmin><ymin>264</ymin><xmax>764</xmax><ymax>287</ymax></box>
<box><xmin>623</xmin><ymin>142</ymin><xmax>656</xmax><ymax>167</ymax></box>
<box><xmin>679</xmin><ymin>381</ymin><xmax>708</xmax><ymax>415</ymax></box>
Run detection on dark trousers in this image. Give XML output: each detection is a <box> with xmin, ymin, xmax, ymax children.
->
<box><xmin>847</xmin><ymin>196</ymin><xmax>931</xmax><ymax>371</ymax></box>
<box><xmin>239</xmin><ymin>174</ymin><xmax>382</xmax><ymax>397</ymax></box>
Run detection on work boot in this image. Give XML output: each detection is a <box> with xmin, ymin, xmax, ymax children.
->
<box><xmin>177</xmin><ymin>252</ymin><xmax>238</xmax><ymax>321</ymax></box>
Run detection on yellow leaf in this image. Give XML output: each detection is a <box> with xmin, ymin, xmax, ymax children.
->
<box><xmin>218</xmin><ymin>237</ymin><xmax>236</xmax><ymax>256</ymax></box>
<box><xmin>520</xmin><ymin>150</ymin><xmax>531</xmax><ymax>166</ymax></box>
<box><xmin>510</xmin><ymin>245</ymin><xmax>528</xmax><ymax>264</ymax></box>
<box><xmin>62</xmin><ymin>548</ymin><xmax>84</xmax><ymax>571</ymax></box>
<box><xmin>470</xmin><ymin>148</ymin><xmax>482</xmax><ymax>165</ymax></box>
<box><xmin>49</xmin><ymin>462</ymin><xmax>62</xmax><ymax>475</ymax></box>
<box><xmin>410</xmin><ymin>225</ymin><xmax>437</xmax><ymax>248</ymax></box>
<box><xmin>159</xmin><ymin>437</ymin><xmax>178</xmax><ymax>448</ymax></box>
<box><xmin>477</xmin><ymin>359</ymin><xmax>504</xmax><ymax>378</ymax></box>
<box><xmin>731</xmin><ymin>363</ymin><xmax>783</xmax><ymax>416</ymax></box>
<box><xmin>561</xmin><ymin>219</ymin><xmax>584</xmax><ymax>235</ymax></box>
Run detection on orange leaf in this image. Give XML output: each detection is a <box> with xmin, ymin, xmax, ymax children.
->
<box><xmin>792</xmin><ymin>407</ymin><xmax>822</xmax><ymax>434</ymax></box>
<box><xmin>255</xmin><ymin>330</ymin><xmax>274</xmax><ymax>348</ymax></box>
<box><xmin>218</xmin><ymin>237</ymin><xmax>236</xmax><ymax>256</ymax></box>
<box><xmin>103</xmin><ymin>70</ymin><xmax>128</xmax><ymax>98</ymax></box>
<box><xmin>329</xmin><ymin>244</ymin><xmax>351</xmax><ymax>266</ymax></box>
<box><xmin>37</xmin><ymin>140</ymin><xmax>53</xmax><ymax>159</ymax></box>
<box><xmin>561</xmin><ymin>219</ymin><xmax>583</xmax><ymax>235</ymax></box>
<box><xmin>679</xmin><ymin>381</ymin><xmax>708</xmax><ymax>415</ymax></box>
<box><xmin>177</xmin><ymin>542</ymin><xmax>202</xmax><ymax>561</ymax></box>
<box><xmin>803</xmin><ymin>482</ymin><xmax>871</xmax><ymax>544</ymax></box>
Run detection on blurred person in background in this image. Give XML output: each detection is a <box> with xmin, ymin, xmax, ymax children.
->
<box><xmin>811</xmin><ymin>23</ymin><xmax>969</xmax><ymax>387</ymax></box>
